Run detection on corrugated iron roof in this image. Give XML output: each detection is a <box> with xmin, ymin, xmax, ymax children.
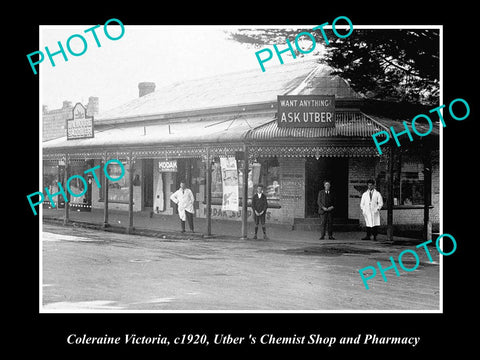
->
<box><xmin>96</xmin><ymin>59</ymin><xmax>361</xmax><ymax>123</ymax></box>
<box><xmin>364</xmin><ymin>113</ymin><xmax>440</xmax><ymax>136</ymax></box>
<box><xmin>43</xmin><ymin>116</ymin><xmax>273</xmax><ymax>151</ymax></box>
<box><xmin>44</xmin><ymin>111</ymin><xmax>405</xmax><ymax>153</ymax></box>
<box><xmin>246</xmin><ymin>112</ymin><xmax>386</xmax><ymax>140</ymax></box>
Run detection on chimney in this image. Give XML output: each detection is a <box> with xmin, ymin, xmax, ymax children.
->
<box><xmin>138</xmin><ymin>82</ymin><xmax>156</xmax><ymax>97</ymax></box>
<box><xmin>86</xmin><ymin>96</ymin><xmax>99</xmax><ymax>116</ymax></box>
<box><xmin>42</xmin><ymin>105</ymin><xmax>49</xmax><ymax>114</ymax></box>
<box><xmin>62</xmin><ymin>100</ymin><xmax>72</xmax><ymax>109</ymax></box>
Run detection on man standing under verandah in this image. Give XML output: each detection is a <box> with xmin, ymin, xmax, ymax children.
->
<box><xmin>170</xmin><ymin>181</ymin><xmax>195</xmax><ymax>233</ymax></box>
<box><xmin>317</xmin><ymin>180</ymin><xmax>335</xmax><ymax>240</ymax></box>
<box><xmin>360</xmin><ymin>179</ymin><xmax>383</xmax><ymax>241</ymax></box>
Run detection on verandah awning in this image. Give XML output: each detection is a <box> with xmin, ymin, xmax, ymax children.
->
<box><xmin>43</xmin><ymin>111</ymin><xmax>409</xmax><ymax>159</ymax></box>
<box><xmin>246</xmin><ymin>111</ymin><xmax>387</xmax><ymax>140</ymax></box>
<box><xmin>42</xmin><ymin>115</ymin><xmax>271</xmax><ymax>160</ymax></box>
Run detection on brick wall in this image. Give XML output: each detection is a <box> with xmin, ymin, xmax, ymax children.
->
<box><xmin>349</xmin><ymin>153</ymin><xmax>440</xmax><ymax>228</ymax></box>
<box><xmin>348</xmin><ymin>157</ymin><xmax>376</xmax><ymax>221</ymax></box>
<box><xmin>431</xmin><ymin>150</ymin><xmax>440</xmax><ymax>226</ymax></box>
<box><xmin>42</xmin><ymin>97</ymin><xmax>99</xmax><ymax>142</ymax></box>
<box><xmin>278</xmin><ymin>157</ymin><xmax>305</xmax><ymax>223</ymax></box>
<box><xmin>42</xmin><ymin>105</ymin><xmax>71</xmax><ymax>141</ymax></box>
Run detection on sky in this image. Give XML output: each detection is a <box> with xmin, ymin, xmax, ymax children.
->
<box><xmin>39</xmin><ymin>25</ymin><xmax>306</xmax><ymax>113</ymax></box>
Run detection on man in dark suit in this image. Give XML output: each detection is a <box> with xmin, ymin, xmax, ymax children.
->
<box><xmin>317</xmin><ymin>180</ymin><xmax>335</xmax><ymax>240</ymax></box>
<box><xmin>252</xmin><ymin>184</ymin><xmax>268</xmax><ymax>240</ymax></box>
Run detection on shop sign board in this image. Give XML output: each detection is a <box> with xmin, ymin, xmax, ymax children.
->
<box><xmin>277</xmin><ymin>95</ymin><xmax>335</xmax><ymax>128</ymax></box>
<box><xmin>158</xmin><ymin>160</ymin><xmax>178</xmax><ymax>172</ymax></box>
<box><xmin>67</xmin><ymin>103</ymin><xmax>94</xmax><ymax>140</ymax></box>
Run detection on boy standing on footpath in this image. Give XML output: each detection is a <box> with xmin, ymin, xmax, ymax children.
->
<box><xmin>252</xmin><ymin>184</ymin><xmax>268</xmax><ymax>240</ymax></box>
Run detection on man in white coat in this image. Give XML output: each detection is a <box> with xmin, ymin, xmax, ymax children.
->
<box><xmin>170</xmin><ymin>181</ymin><xmax>195</xmax><ymax>233</ymax></box>
<box><xmin>360</xmin><ymin>179</ymin><xmax>383</xmax><ymax>241</ymax></box>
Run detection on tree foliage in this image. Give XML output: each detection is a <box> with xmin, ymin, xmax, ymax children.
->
<box><xmin>226</xmin><ymin>28</ymin><xmax>439</xmax><ymax>105</ymax></box>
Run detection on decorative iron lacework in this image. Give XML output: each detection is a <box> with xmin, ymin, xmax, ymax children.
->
<box><xmin>43</xmin><ymin>159</ymin><xmax>60</xmax><ymax>166</ymax></box>
<box><xmin>209</xmin><ymin>145</ymin><xmax>243</xmax><ymax>156</ymax></box>
<box><xmin>43</xmin><ymin>151</ymin><xmax>104</xmax><ymax>160</ymax></box>
<box><xmin>43</xmin><ymin>153</ymin><xmax>65</xmax><ymax>161</ymax></box>
<box><xmin>248</xmin><ymin>145</ymin><xmax>380</xmax><ymax>158</ymax></box>
<box><xmin>43</xmin><ymin>144</ymin><xmax>380</xmax><ymax>164</ymax></box>
<box><xmin>68</xmin><ymin>152</ymin><xmax>104</xmax><ymax>160</ymax></box>
<box><xmin>246</xmin><ymin>111</ymin><xmax>385</xmax><ymax>140</ymax></box>
<box><xmin>134</xmin><ymin>146</ymin><xmax>210</xmax><ymax>159</ymax></box>
<box><xmin>43</xmin><ymin>144</ymin><xmax>245</xmax><ymax>161</ymax></box>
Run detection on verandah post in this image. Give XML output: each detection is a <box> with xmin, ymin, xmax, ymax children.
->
<box><xmin>241</xmin><ymin>144</ymin><xmax>249</xmax><ymax>239</ymax></box>
<box><xmin>206</xmin><ymin>147</ymin><xmax>212</xmax><ymax>236</ymax></box>
<box><xmin>386</xmin><ymin>145</ymin><xmax>394</xmax><ymax>241</ymax></box>
<box><xmin>127</xmin><ymin>152</ymin><xmax>134</xmax><ymax>234</ymax></box>
<box><xmin>422</xmin><ymin>142</ymin><xmax>432</xmax><ymax>241</ymax></box>
<box><xmin>103</xmin><ymin>153</ymin><xmax>109</xmax><ymax>228</ymax></box>
<box><xmin>63</xmin><ymin>153</ymin><xmax>70</xmax><ymax>225</ymax></box>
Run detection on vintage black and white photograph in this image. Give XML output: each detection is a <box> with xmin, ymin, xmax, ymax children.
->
<box><xmin>37</xmin><ymin>24</ymin><xmax>443</xmax><ymax>312</ymax></box>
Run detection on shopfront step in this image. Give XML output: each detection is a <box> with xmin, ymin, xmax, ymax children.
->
<box><xmin>293</xmin><ymin>218</ymin><xmax>360</xmax><ymax>231</ymax></box>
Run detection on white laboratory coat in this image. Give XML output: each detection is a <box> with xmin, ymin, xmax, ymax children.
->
<box><xmin>170</xmin><ymin>188</ymin><xmax>195</xmax><ymax>221</ymax></box>
<box><xmin>360</xmin><ymin>189</ymin><xmax>383</xmax><ymax>227</ymax></box>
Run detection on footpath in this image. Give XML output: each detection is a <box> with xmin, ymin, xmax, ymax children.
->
<box><xmin>42</xmin><ymin>208</ymin><xmax>421</xmax><ymax>247</ymax></box>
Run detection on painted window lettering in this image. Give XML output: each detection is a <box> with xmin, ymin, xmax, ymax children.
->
<box><xmin>26</xmin><ymin>159</ymin><xmax>125</xmax><ymax>216</ymax></box>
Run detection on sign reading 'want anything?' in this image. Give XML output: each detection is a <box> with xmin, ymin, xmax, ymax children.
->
<box><xmin>277</xmin><ymin>95</ymin><xmax>335</xmax><ymax>128</ymax></box>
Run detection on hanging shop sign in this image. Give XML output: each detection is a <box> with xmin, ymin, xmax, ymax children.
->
<box><xmin>67</xmin><ymin>103</ymin><xmax>94</xmax><ymax>140</ymax></box>
<box><xmin>158</xmin><ymin>160</ymin><xmax>178</xmax><ymax>172</ymax></box>
<box><xmin>277</xmin><ymin>95</ymin><xmax>335</xmax><ymax>128</ymax></box>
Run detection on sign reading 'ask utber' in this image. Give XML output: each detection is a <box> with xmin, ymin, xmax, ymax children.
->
<box><xmin>277</xmin><ymin>95</ymin><xmax>335</xmax><ymax>128</ymax></box>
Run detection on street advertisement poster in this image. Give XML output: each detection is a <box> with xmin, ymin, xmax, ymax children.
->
<box><xmin>220</xmin><ymin>156</ymin><xmax>239</xmax><ymax>211</ymax></box>
<box><xmin>19</xmin><ymin>7</ymin><xmax>476</xmax><ymax>358</ymax></box>
<box><xmin>237</xmin><ymin>161</ymin><xmax>260</xmax><ymax>199</ymax></box>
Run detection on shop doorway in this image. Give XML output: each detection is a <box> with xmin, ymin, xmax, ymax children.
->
<box><xmin>305</xmin><ymin>157</ymin><xmax>348</xmax><ymax>219</ymax></box>
<box><xmin>175</xmin><ymin>158</ymin><xmax>193</xmax><ymax>188</ymax></box>
<box><xmin>142</xmin><ymin>159</ymin><xmax>154</xmax><ymax>208</ymax></box>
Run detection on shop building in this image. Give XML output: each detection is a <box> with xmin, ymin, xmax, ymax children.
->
<box><xmin>42</xmin><ymin>97</ymin><xmax>99</xmax><ymax>141</ymax></box>
<box><xmin>42</xmin><ymin>59</ymin><xmax>439</xmax><ymax>238</ymax></box>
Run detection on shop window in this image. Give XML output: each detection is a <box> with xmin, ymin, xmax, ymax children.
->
<box><xmin>210</xmin><ymin>157</ymin><xmax>280</xmax><ymax>202</ymax></box>
<box><xmin>397</xmin><ymin>163</ymin><xmax>424</xmax><ymax>205</ymax></box>
<box><xmin>43</xmin><ymin>163</ymin><xmax>64</xmax><ymax>206</ymax></box>
<box><xmin>377</xmin><ymin>155</ymin><xmax>427</xmax><ymax>206</ymax></box>
<box><xmin>237</xmin><ymin>159</ymin><xmax>254</xmax><ymax>200</ymax></box>
<box><xmin>257</xmin><ymin>157</ymin><xmax>280</xmax><ymax>200</ymax></box>
<box><xmin>99</xmin><ymin>160</ymin><xmax>130</xmax><ymax>203</ymax></box>
<box><xmin>68</xmin><ymin>163</ymin><xmax>88</xmax><ymax>206</ymax></box>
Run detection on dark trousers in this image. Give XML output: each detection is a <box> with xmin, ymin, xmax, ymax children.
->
<box><xmin>254</xmin><ymin>213</ymin><xmax>266</xmax><ymax>235</ymax></box>
<box><xmin>254</xmin><ymin>212</ymin><xmax>266</xmax><ymax>226</ymax></box>
<box><xmin>366</xmin><ymin>226</ymin><xmax>378</xmax><ymax>238</ymax></box>
<box><xmin>319</xmin><ymin>211</ymin><xmax>333</xmax><ymax>237</ymax></box>
<box><xmin>181</xmin><ymin>211</ymin><xmax>194</xmax><ymax>232</ymax></box>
